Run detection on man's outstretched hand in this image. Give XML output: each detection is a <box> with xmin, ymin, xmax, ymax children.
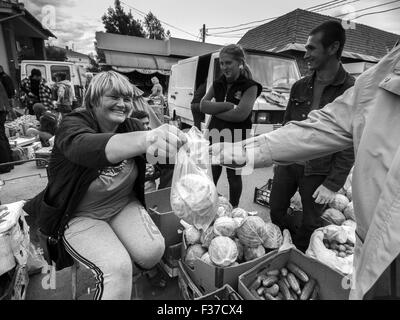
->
<box><xmin>209</xmin><ymin>142</ymin><xmax>247</xmax><ymax>168</ymax></box>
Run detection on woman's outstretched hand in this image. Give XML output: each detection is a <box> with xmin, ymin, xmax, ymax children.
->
<box><xmin>146</xmin><ymin>124</ymin><xmax>188</xmax><ymax>164</ymax></box>
<box><xmin>209</xmin><ymin>142</ymin><xmax>247</xmax><ymax>168</ymax></box>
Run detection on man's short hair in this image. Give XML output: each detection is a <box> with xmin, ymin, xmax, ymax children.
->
<box><xmin>57</xmin><ymin>72</ymin><xmax>67</xmax><ymax>81</ymax></box>
<box><xmin>31</xmin><ymin>68</ymin><xmax>42</xmax><ymax>77</ymax></box>
<box><xmin>310</xmin><ymin>21</ymin><xmax>346</xmax><ymax>59</ymax></box>
<box><xmin>131</xmin><ymin>110</ymin><xmax>149</xmax><ymax>120</ymax></box>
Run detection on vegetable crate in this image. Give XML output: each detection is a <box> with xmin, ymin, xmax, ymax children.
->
<box><xmin>34</xmin><ymin>148</ymin><xmax>52</xmax><ymax>169</ymax></box>
<box><xmin>181</xmin><ymin>234</ymin><xmax>278</xmax><ymax>294</ymax></box>
<box><xmin>145</xmin><ymin>187</ymin><xmax>182</xmax><ymax>277</ymax></box>
<box><xmin>254</xmin><ymin>179</ymin><xmax>273</xmax><ymax>207</ymax></box>
<box><xmin>177</xmin><ymin>260</ymin><xmax>202</xmax><ymax>300</ymax></box>
<box><xmin>238</xmin><ymin>248</ymin><xmax>350</xmax><ymax>300</ymax></box>
<box><xmin>145</xmin><ymin>187</ymin><xmax>182</xmax><ymax>247</ymax></box>
<box><xmin>195</xmin><ymin>284</ymin><xmax>243</xmax><ymax>301</ymax></box>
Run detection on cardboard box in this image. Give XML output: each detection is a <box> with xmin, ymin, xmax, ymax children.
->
<box><xmin>181</xmin><ymin>235</ymin><xmax>278</xmax><ymax>294</ymax></box>
<box><xmin>177</xmin><ymin>260</ymin><xmax>202</xmax><ymax>300</ymax></box>
<box><xmin>238</xmin><ymin>248</ymin><xmax>350</xmax><ymax>300</ymax></box>
<box><xmin>195</xmin><ymin>284</ymin><xmax>243</xmax><ymax>301</ymax></box>
<box><xmin>145</xmin><ymin>187</ymin><xmax>181</xmax><ymax>247</ymax></box>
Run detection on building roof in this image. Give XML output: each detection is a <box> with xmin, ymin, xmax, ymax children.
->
<box><xmin>238</xmin><ymin>9</ymin><xmax>400</xmax><ymax>62</ymax></box>
<box><xmin>96</xmin><ymin>32</ymin><xmax>222</xmax><ymax>73</ymax></box>
<box><xmin>49</xmin><ymin>46</ymin><xmax>90</xmax><ymax>59</ymax></box>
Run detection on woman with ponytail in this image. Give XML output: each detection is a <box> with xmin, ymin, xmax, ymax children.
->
<box><xmin>201</xmin><ymin>44</ymin><xmax>262</xmax><ymax>208</ymax></box>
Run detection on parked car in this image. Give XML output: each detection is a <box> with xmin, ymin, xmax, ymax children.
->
<box><xmin>167</xmin><ymin>49</ymin><xmax>301</xmax><ymax>135</ymax></box>
<box><xmin>20</xmin><ymin>60</ymin><xmax>88</xmax><ymax>108</ymax></box>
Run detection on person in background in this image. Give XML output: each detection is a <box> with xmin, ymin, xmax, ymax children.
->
<box><xmin>269</xmin><ymin>21</ymin><xmax>355</xmax><ymax>252</ymax></box>
<box><xmin>0</xmin><ymin>81</ymin><xmax>14</xmax><ymax>173</ymax></box>
<box><xmin>200</xmin><ymin>44</ymin><xmax>262</xmax><ymax>208</ymax></box>
<box><xmin>0</xmin><ymin>65</ymin><xmax>15</xmax><ymax>116</ymax></box>
<box><xmin>149</xmin><ymin>76</ymin><xmax>164</xmax><ymax>106</ymax></box>
<box><xmin>85</xmin><ymin>72</ymin><xmax>94</xmax><ymax>92</ymax></box>
<box><xmin>20</xmin><ymin>69</ymin><xmax>52</xmax><ymax>119</ymax></box>
<box><xmin>55</xmin><ymin>72</ymin><xmax>74</xmax><ymax>115</ymax></box>
<box><xmin>131</xmin><ymin>110</ymin><xmax>160</xmax><ymax>193</ymax></box>
<box><xmin>26</xmin><ymin>112</ymin><xmax>58</xmax><ymax>147</ymax></box>
<box><xmin>191</xmin><ymin>82</ymin><xmax>207</xmax><ymax>130</ymax></box>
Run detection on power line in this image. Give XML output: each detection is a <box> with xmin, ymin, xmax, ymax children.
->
<box><xmin>305</xmin><ymin>0</ymin><xmax>343</xmax><ymax>11</ymax></box>
<box><xmin>207</xmin><ymin>0</ymin><xmax>350</xmax><ymax>30</ymax></box>
<box><xmin>353</xmin><ymin>5</ymin><xmax>400</xmax><ymax>19</ymax></box>
<box><xmin>120</xmin><ymin>1</ymin><xmax>199</xmax><ymax>39</ymax></box>
<box><xmin>314</xmin><ymin>0</ymin><xmax>359</xmax><ymax>12</ymax></box>
<box><xmin>335</xmin><ymin>0</ymin><xmax>400</xmax><ymax>17</ymax></box>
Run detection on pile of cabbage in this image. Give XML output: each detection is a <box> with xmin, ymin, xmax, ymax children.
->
<box><xmin>321</xmin><ymin>167</ymin><xmax>355</xmax><ymax>229</ymax></box>
<box><xmin>183</xmin><ymin>196</ymin><xmax>283</xmax><ymax>268</ymax></box>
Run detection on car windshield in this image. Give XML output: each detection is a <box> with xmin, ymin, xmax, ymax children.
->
<box><xmin>246</xmin><ymin>54</ymin><xmax>300</xmax><ymax>92</ymax></box>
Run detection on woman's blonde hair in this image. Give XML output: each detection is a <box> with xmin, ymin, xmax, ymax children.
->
<box><xmin>220</xmin><ymin>44</ymin><xmax>253</xmax><ymax>80</ymax></box>
<box><xmin>84</xmin><ymin>71</ymin><xmax>133</xmax><ymax>109</ymax></box>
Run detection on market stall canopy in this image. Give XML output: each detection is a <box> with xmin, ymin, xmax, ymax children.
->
<box><xmin>96</xmin><ymin>32</ymin><xmax>222</xmax><ymax>73</ymax></box>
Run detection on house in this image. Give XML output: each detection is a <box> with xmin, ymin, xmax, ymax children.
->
<box><xmin>238</xmin><ymin>9</ymin><xmax>400</xmax><ymax>75</ymax></box>
<box><xmin>46</xmin><ymin>45</ymin><xmax>91</xmax><ymax>69</ymax></box>
<box><xmin>96</xmin><ymin>32</ymin><xmax>222</xmax><ymax>94</ymax></box>
<box><xmin>0</xmin><ymin>0</ymin><xmax>55</xmax><ymax>86</ymax></box>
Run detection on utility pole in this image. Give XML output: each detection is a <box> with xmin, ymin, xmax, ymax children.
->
<box><xmin>202</xmin><ymin>24</ymin><xmax>206</xmax><ymax>43</ymax></box>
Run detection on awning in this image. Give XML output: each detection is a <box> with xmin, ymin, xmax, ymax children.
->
<box><xmin>112</xmin><ymin>66</ymin><xmax>170</xmax><ymax>75</ymax></box>
<box><xmin>103</xmin><ymin>50</ymin><xmax>178</xmax><ymax>74</ymax></box>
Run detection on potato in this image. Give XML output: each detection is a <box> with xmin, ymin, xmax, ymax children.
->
<box><xmin>338</xmin><ymin>245</ymin><xmax>346</xmax><ymax>252</ymax></box>
<box><xmin>338</xmin><ymin>252</ymin><xmax>346</xmax><ymax>258</ymax></box>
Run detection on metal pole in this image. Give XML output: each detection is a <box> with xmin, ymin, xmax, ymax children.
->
<box><xmin>202</xmin><ymin>24</ymin><xmax>206</xmax><ymax>43</ymax></box>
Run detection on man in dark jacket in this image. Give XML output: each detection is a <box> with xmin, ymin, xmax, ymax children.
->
<box><xmin>269</xmin><ymin>21</ymin><xmax>355</xmax><ymax>251</ymax></box>
<box><xmin>0</xmin><ymin>81</ymin><xmax>14</xmax><ymax>173</ymax></box>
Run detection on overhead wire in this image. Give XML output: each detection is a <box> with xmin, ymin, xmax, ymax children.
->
<box><xmin>120</xmin><ymin>1</ymin><xmax>199</xmax><ymax>39</ymax></box>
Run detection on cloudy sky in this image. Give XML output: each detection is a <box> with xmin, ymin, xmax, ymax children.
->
<box><xmin>24</xmin><ymin>0</ymin><xmax>400</xmax><ymax>55</ymax></box>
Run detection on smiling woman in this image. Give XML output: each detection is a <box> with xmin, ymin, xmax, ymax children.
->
<box><xmin>22</xmin><ymin>71</ymin><xmax>187</xmax><ymax>300</ymax></box>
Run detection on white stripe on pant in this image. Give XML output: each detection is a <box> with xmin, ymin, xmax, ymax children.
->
<box><xmin>62</xmin><ymin>200</ymin><xmax>165</xmax><ymax>300</ymax></box>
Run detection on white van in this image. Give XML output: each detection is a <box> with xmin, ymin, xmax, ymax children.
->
<box><xmin>167</xmin><ymin>49</ymin><xmax>301</xmax><ymax>135</ymax></box>
<box><xmin>20</xmin><ymin>60</ymin><xmax>87</xmax><ymax>106</ymax></box>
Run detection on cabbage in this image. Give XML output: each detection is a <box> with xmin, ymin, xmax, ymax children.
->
<box><xmin>181</xmin><ymin>220</ymin><xmax>201</xmax><ymax>245</ymax></box>
<box><xmin>234</xmin><ymin>238</ymin><xmax>244</xmax><ymax>262</ymax></box>
<box><xmin>263</xmin><ymin>223</ymin><xmax>283</xmax><ymax>249</ymax></box>
<box><xmin>213</xmin><ymin>217</ymin><xmax>237</xmax><ymax>237</ymax></box>
<box><xmin>233</xmin><ymin>217</ymin><xmax>244</xmax><ymax>229</ymax></box>
<box><xmin>342</xmin><ymin>219</ymin><xmax>356</xmax><ymax>229</ymax></box>
<box><xmin>200</xmin><ymin>252</ymin><xmax>215</xmax><ymax>266</ymax></box>
<box><xmin>208</xmin><ymin>236</ymin><xmax>238</xmax><ymax>267</ymax></box>
<box><xmin>290</xmin><ymin>192</ymin><xmax>302</xmax><ymax>211</ymax></box>
<box><xmin>343</xmin><ymin>202</ymin><xmax>355</xmax><ymax>221</ymax></box>
<box><xmin>322</xmin><ymin>208</ymin><xmax>346</xmax><ymax>225</ymax></box>
<box><xmin>171</xmin><ymin>173</ymin><xmax>218</xmax><ymax>230</ymax></box>
<box><xmin>200</xmin><ymin>227</ymin><xmax>216</xmax><ymax>248</ymax></box>
<box><xmin>236</xmin><ymin>216</ymin><xmax>268</xmax><ymax>248</ymax></box>
<box><xmin>346</xmin><ymin>187</ymin><xmax>352</xmax><ymax>202</ymax></box>
<box><xmin>244</xmin><ymin>245</ymin><xmax>265</xmax><ymax>262</ymax></box>
<box><xmin>217</xmin><ymin>196</ymin><xmax>233</xmax><ymax>217</ymax></box>
<box><xmin>185</xmin><ymin>244</ymin><xmax>207</xmax><ymax>268</ymax></box>
<box><xmin>231</xmin><ymin>208</ymin><xmax>248</xmax><ymax>219</ymax></box>
<box><xmin>330</xmin><ymin>194</ymin><xmax>350</xmax><ymax>212</ymax></box>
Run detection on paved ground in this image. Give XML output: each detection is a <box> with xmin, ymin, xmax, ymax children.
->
<box><xmin>1</xmin><ymin>162</ymin><xmax>273</xmax><ymax>300</ymax></box>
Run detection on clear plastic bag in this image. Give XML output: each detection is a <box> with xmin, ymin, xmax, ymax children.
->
<box><xmin>170</xmin><ymin>127</ymin><xmax>218</xmax><ymax>231</ymax></box>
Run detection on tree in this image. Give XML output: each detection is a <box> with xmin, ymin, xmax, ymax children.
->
<box><xmin>102</xmin><ymin>0</ymin><xmax>146</xmax><ymax>37</ymax></box>
<box><xmin>144</xmin><ymin>11</ymin><xmax>169</xmax><ymax>40</ymax></box>
<box><xmin>45</xmin><ymin>46</ymin><xmax>67</xmax><ymax>61</ymax></box>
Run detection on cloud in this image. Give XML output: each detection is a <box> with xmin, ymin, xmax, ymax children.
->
<box><xmin>24</xmin><ymin>0</ymin><xmax>102</xmax><ymax>54</ymax></box>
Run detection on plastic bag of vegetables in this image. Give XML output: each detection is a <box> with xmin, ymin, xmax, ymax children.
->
<box><xmin>171</xmin><ymin>127</ymin><xmax>218</xmax><ymax>230</ymax></box>
<box><xmin>306</xmin><ymin>225</ymin><xmax>355</xmax><ymax>274</ymax></box>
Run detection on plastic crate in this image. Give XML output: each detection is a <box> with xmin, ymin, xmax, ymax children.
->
<box><xmin>254</xmin><ymin>179</ymin><xmax>273</xmax><ymax>207</ymax></box>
